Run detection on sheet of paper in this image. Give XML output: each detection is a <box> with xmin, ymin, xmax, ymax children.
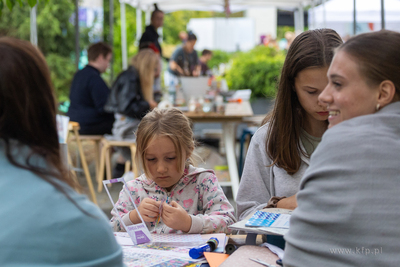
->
<box><xmin>245</xmin><ymin>211</ymin><xmax>290</xmax><ymax>229</ymax></box>
<box><xmin>114</xmin><ymin>232</ymin><xmax>204</xmax><ymax>247</ymax></box>
<box><xmin>122</xmin><ymin>246</ymin><xmax>199</xmax><ymax>267</ymax></box>
<box><xmin>204</xmin><ymin>252</ymin><xmax>229</xmax><ymax>267</ymax></box>
<box><xmin>229</xmin><ymin>208</ymin><xmax>292</xmax><ymax>236</ymax></box>
<box><xmin>56</xmin><ymin>115</ymin><xmax>69</xmax><ymax>143</ymax></box>
<box><xmin>260</xmin><ymin>242</ymin><xmax>284</xmax><ymax>259</ymax></box>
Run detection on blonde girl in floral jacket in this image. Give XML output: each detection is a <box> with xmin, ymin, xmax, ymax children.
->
<box><xmin>111</xmin><ymin>108</ymin><xmax>236</xmax><ymax>234</ymax></box>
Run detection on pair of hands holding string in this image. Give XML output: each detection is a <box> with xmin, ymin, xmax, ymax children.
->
<box><xmin>129</xmin><ymin>198</ymin><xmax>192</xmax><ymax>233</ymax></box>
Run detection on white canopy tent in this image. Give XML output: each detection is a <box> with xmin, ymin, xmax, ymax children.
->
<box><xmin>310</xmin><ymin>0</ymin><xmax>393</xmax><ymax>36</ymax></box>
<box><xmin>118</xmin><ymin>0</ymin><xmax>315</xmax><ymax>69</ymax></box>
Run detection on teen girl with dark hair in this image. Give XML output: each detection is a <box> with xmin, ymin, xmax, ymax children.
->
<box><xmin>237</xmin><ymin>29</ymin><xmax>343</xmax><ymax>219</ymax></box>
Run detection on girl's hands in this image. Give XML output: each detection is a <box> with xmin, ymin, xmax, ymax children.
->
<box><xmin>276</xmin><ymin>194</ymin><xmax>298</xmax><ymax>210</ymax></box>
<box><xmin>161</xmin><ymin>201</ymin><xmax>192</xmax><ymax>232</ymax></box>
<box><xmin>130</xmin><ymin>198</ymin><xmax>161</xmax><ymax>224</ymax></box>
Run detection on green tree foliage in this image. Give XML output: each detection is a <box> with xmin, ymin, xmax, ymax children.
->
<box><xmin>0</xmin><ymin>0</ymin><xmax>90</xmax><ymax>101</ymax></box>
<box><xmin>0</xmin><ymin>0</ymin><xmax>45</xmax><ymax>16</ymax></box>
<box><xmin>103</xmin><ymin>0</ymin><xmax>139</xmax><ymax>80</ymax></box>
<box><xmin>225</xmin><ymin>46</ymin><xmax>285</xmax><ymax>98</ymax></box>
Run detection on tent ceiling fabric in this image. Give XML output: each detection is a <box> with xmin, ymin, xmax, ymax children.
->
<box><xmin>120</xmin><ymin>0</ymin><xmax>316</xmax><ymax>12</ymax></box>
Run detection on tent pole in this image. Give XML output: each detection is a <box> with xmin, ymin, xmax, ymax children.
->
<box><xmin>30</xmin><ymin>5</ymin><xmax>38</xmax><ymax>46</ymax></box>
<box><xmin>109</xmin><ymin>0</ymin><xmax>114</xmax><ymax>81</ymax></box>
<box><xmin>311</xmin><ymin>0</ymin><xmax>315</xmax><ymax>30</ymax></box>
<box><xmin>322</xmin><ymin>0</ymin><xmax>326</xmax><ymax>28</ymax></box>
<box><xmin>145</xmin><ymin>8</ymin><xmax>151</xmax><ymax>26</ymax></box>
<box><xmin>294</xmin><ymin>7</ymin><xmax>299</xmax><ymax>34</ymax></box>
<box><xmin>74</xmin><ymin>0</ymin><xmax>79</xmax><ymax>70</ymax></box>
<box><xmin>353</xmin><ymin>0</ymin><xmax>357</xmax><ymax>35</ymax></box>
<box><xmin>121</xmin><ymin>2</ymin><xmax>128</xmax><ymax>70</ymax></box>
<box><xmin>381</xmin><ymin>0</ymin><xmax>385</xmax><ymax>29</ymax></box>
<box><xmin>298</xmin><ymin>4</ymin><xmax>304</xmax><ymax>33</ymax></box>
<box><xmin>136</xmin><ymin>5</ymin><xmax>142</xmax><ymax>44</ymax></box>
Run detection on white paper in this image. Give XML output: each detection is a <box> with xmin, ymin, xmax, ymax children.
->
<box><xmin>230</xmin><ymin>89</ymin><xmax>251</xmax><ymax>101</ymax></box>
<box><xmin>56</xmin><ymin>115</ymin><xmax>69</xmax><ymax>143</ymax></box>
<box><xmin>260</xmin><ymin>242</ymin><xmax>285</xmax><ymax>259</ymax></box>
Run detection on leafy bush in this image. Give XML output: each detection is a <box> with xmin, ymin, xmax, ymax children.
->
<box><xmin>207</xmin><ymin>50</ymin><xmax>233</xmax><ymax>70</ymax></box>
<box><xmin>225</xmin><ymin>46</ymin><xmax>285</xmax><ymax>98</ymax></box>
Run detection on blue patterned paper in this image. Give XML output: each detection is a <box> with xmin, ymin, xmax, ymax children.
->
<box><xmin>245</xmin><ymin>211</ymin><xmax>282</xmax><ymax>227</ymax></box>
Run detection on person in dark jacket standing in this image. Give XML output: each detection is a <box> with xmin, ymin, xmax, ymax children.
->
<box><xmin>139</xmin><ymin>4</ymin><xmax>164</xmax><ymax>92</ymax></box>
<box><xmin>68</xmin><ymin>42</ymin><xmax>114</xmax><ymax>135</ymax></box>
<box><xmin>139</xmin><ymin>4</ymin><xmax>164</xmax><ymax>58</ymax></box>
<box><xmin>105</xmin><ymin>49</ymin><xmax>159</xmax><ymax>177</ymax></box>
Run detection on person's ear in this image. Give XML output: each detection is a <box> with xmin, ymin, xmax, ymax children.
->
<box><xmin>378</xmin><ymin>80</ymin><xmax>396</xmax><ymax>108</ymax></box>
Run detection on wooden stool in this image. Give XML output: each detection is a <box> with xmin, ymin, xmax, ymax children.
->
<box><xmin>97</xmin><ymin>138</ymin><xmax>139</xmax><ymax>192</ymax></box>
<box><xmin>67</xmin><ymin>122</ymin><xmax>97</xmax><ymax>204</ymax></box>
<box><xmin>68</xmin><ymin>134</ymin><xmax>102</xmax><ymax>178</ymax></box>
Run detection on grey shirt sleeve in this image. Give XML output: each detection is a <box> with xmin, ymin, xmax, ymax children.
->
<box><xmin>236</xmin><ymin>125</ymin><xmax>273</xmax><ymax>220</ymax></box>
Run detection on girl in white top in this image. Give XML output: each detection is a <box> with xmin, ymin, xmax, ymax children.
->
<box><xmin>237</xmin><ymin>29</ymin><xmax>343</xmax><ymax>220</ymax></box>
<box><xmin>111</xmin><ymin>108</ymin><xmax>236</xmax><ymax>234</ymax></box>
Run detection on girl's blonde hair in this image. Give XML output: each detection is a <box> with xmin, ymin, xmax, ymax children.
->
<box><xmin>131</xmin><ymin>49</ymin><xmax>159</xmax><ymax>102</ymax></box>
<box><xmin>135</xmin><ymin>108</ymin><xmax>196</xmax><ymax>178</ymax></box>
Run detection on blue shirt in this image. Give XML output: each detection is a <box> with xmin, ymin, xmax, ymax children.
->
<box><xmin>68</xmin><ymin>65</ymin><xmax>114</xmax><ymax>130</ymax></box>
<box><xmin>0</xmin><ymin>142</ymin><xmax>123</xmax><ymax>266</ymax></box>
<box><xmin>168</xmin><ymin>46</ymin><xmax>199</xmax><ymax>76</ymax></box>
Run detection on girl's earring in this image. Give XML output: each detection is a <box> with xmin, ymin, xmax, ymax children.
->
<box><xmin>376</xmin><ymin>103</ymin><xmax>381</xmax><ymax>111</ymax></box>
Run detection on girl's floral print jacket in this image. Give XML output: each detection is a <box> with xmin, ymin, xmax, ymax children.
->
<box><xmin>111</xmin><ymin>165</ymin><xmax>236</xmax><ymax>234</ymax></box>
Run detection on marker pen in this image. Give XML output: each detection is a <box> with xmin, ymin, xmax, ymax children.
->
<box><xmin>189</xmin><ymin>237</ymin><xmax>219</xmax><ymax>259</ymax></box>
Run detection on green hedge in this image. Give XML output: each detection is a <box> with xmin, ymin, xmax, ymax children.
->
<box><xmin>207</xmin><ymin>50</ymin><xmax>233</xmax><ymax>70</ymax></box>
<box><xmin>225</xmin><ymin>46</ymin><xmax>285</xmax><ymax>98</ymax></box>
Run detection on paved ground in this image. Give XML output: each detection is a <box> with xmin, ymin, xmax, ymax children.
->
<box><xmin>73</xmin><ymin>97</ymin><xmax>275</xmax><ymax>218</ymax></box>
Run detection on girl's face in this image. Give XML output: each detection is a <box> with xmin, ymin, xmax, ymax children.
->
<box><xmin>144</xmin><ymin>136</ymin><xmax>186</xmax><ymax>191</ymax></box>
<box><xmin>319</xmin><ymin>51</ymin><xmax>379</xmax><ymax>129</ymax></box>
<box><xmin>294</xmin><ymin>66</ymin><xmax>330</xmax><ymax>129</ymax></box>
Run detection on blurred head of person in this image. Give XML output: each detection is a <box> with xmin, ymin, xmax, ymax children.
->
<box><xmin>151</xmin><ymin>4</ymin><xmax>164</xmax><ymax>29</ymax></box>
<box><xmin>131</xmin><ymin>49</ymin><xmax>160</xmax><ymax>102</ymax></box>
<box><xmin>178</xmin><ymin>31</ymin><xmax>188</xmax><ymax>42</ymax></box>
<box><xmin>200</xmin><ymin>49</ymin><xmax>213</xmax><ymax>62</ymax></box>
<box><xmin>0</xmin><ymin>37</ymin><xmax>79</xmax><ymax>197</ymax></box>
<box><xmin>87</xmin><ymin>42</ymin><xmax>112</xmax><ymax>73</ymax></box>
<box><xmin>264</xmin><ymin>29</ymin><xmax>343</xmax><ymax>175</ymax></box>
<box><xmin>184</xmin><ymin>32</ymin><xmax>197</xmax><ymax>53</ymax></box>
<box><xmin>320</xmin><ymin>30</ymin><xmax>400</xmax><ymax>129</ymax></box>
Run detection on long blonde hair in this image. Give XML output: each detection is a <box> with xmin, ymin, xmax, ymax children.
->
<box><xmin>131</xmin><ymin>48</ymin><xmax>159</xmax><ymax>102</ymax></box>
<box><xmin>135</xmin><ymin>108</ymin><xmax>196</xmax><ymax>178</ymax></box>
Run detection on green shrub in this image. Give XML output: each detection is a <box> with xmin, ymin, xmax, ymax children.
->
<box><xmin>225</xmin><ymin>46</ymin><xmax>285</xmax><ymax>98</ymax></box>
<box><xmin>207</xmin><ymin>50</ymin><xmax>233</xmax><ymax>69</ymax></box>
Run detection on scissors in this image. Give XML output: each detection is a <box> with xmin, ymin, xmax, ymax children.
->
<box><xmin>249</xmin><ymin>258</ymin><xmax>278</xmax><ymax>267</ymax></box>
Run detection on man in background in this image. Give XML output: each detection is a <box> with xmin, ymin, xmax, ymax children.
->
<box><xmin>199</xmin><ymin>49</ymin><xmax>213</xmax><ymax>76</ymax></box>
<box><xmin>68</xmin><ymin>42</ymin><xmax>114</xmax><ymax>135</ymax></box>
<box><xmin>168</xmin><ymin>32</ymin><xmax>201</xmax><ymax>77</ymax></box>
